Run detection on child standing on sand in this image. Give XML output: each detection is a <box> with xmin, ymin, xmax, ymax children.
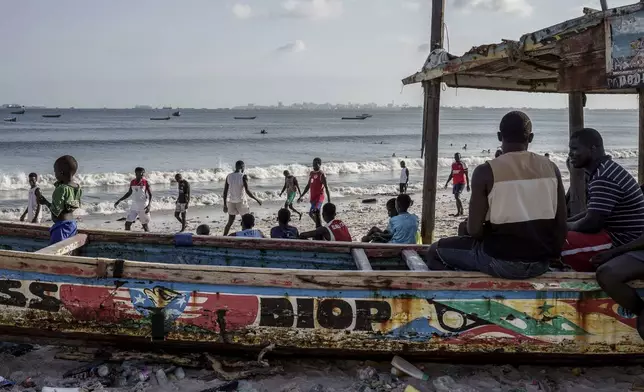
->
<box><xmin>279</xmin><ymin>170</ymin><xmax>302</xmax><ymax>220</ymax></box>
<box><xmin>38</xmin><ymin>156</ymin><xmax>82</xmax><ymax>244</ymax></box>
<box><xmin>20</xmin><ymin>172</ymin><xmax>43</xmax><ymax>224</ymax></box>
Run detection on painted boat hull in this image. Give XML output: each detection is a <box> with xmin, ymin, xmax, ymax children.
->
<box><xmin>0</xmin><ymin>222</ymin><xmax>642</xmax><ymax>357</ymax></box>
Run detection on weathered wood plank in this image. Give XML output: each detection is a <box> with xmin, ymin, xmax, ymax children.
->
<box><xmin>402</xmin><ymin>249</ymin><xmax>429</xmax><ymax>271</ymax></box>
<box><xmin>568</xmin><ymin>92</ymin><xmax>587</xmax><ymax>215</ymax></box>
<box><xmin>35</xmin><ymin>234</ymin><xmax>88</xmax><ymax>256</ymax></box>
<box><xmin>351</xmin><ymin>248</ymin><xmax>372</xmax><ymax>271</ymax></box>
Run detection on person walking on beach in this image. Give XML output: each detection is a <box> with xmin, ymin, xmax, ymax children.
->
<box><xmin>20</xmin><ymin>172</ymin><xmax>42</xmax><ymax>224</ymax></box>
<box><xmin>174</xmin><ymin>174</ymin><xmax>190</xmax><ymax>232</ymax></box>
<box><xmin>279</xmin><ymin>170</ymin><xmax>302</xmax><ymax>220</ymax></box>
<box><xmin>299</xmin><ymin>203</ymin><xmax>352</xmax><ymax>242</ymax></box>
<box><xmin>223</xmin><ymin>161</ymin><xmax>262</xmax><ymax>236</ymax></box>
<box><xmin>399</xmin><ymin>161</ymin><xmax>409</xmax><ymax>194</ymax></box>
<box><xmin>298</xmin><ymin>157</ymin><xmax>331</xmax><ymax>227</ymax></box>
<box><xmin>38</xmin><ymin>156</ymin><xmax>82</xmax><ymax>244</ymax></box>
<box><xmin>444</xmin><ymin>153</ymin><xmax>470</xmax><ymax>216</ymax></box>
<box><xmin>114</xmin><ymin>167</ymin><xmax>152</xmax><ymax>232</ymax></box>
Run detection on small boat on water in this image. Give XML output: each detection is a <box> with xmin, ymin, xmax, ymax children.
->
<box><xmin>150</xmin><ymin>117</ymin><xmax>171</xmax><ymax>121</ymax></box>
<box><xmin>10</xmin><ymin>109</ymin><xmax>25</xmax><ymax>115</ymax></box>
<box><xmin>361</xmin><ymin>113</ymin><xmax>373</xmax><ymax>118</ymax></box>
<box><xmin>260</xmin><ymin>129</ymin><xmax>267</xmax><ymax>134</ymax></box>
<box><xmin>3</xmin><ymin>117</ymin><xmax>16</xmax><ymax>122</ymax></box>
<box><xmin>342</xmin><ymin>115</ymin><xmax>368</xmax><ymax>120</ymax></box>
<box><xmin>171</xmin><ymin>110</ymin><xmax>181</xmax><ymax>117</ymax></box>
<box><xmin>0</xmin><ymin>220</ymin><xmax>640</xmax><ymax>358</ymax></box>
<box><xmin>234</xmin><ymin>116</ymin><xmax>257</xmax><ymax>120</ymax></box>
<box><xmin>42</xmin><ymin>114</ymin><xmax>61</xmax><ymax>118</ymax></box>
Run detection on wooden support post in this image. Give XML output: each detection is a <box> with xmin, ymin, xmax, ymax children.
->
<box><xmin>420</xmin><ymin>0</ymin><xmax>445</xmax><ymax>245</ymax></box>
<box><xmin>351</xmin><ymin>248</ymin><xmax>372</xmax><ymax>271</ymax></box>
<box><xmin>600</xmin><ymin>0</ymin><xmax>608</xmax><ymax>11</ymax></box>
<box><xmin>639</xmin><ymin>89</ymin><xmax>644</xmax><ymax>185</ymax></box>
<box><xmin>568</xmin><ymin>92</ymin><xmax>587</xmax><ymax>216</ymax></box>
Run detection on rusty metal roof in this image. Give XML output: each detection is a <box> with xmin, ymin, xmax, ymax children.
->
<box><xmin>402</xmin><ymin>2</ymin><xmax>644</xmax><ymax>94</ymax></box>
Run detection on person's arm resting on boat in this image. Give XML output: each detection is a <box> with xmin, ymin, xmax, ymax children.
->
<box><xmin>466</xmin><ymin>164</ymin><xmax>491</xmax><ymax>240</ymax></box>
<box><xmin>299</xmin><ymin>226</ymin><xmax>330</xmax><ymax>241</ymax></box>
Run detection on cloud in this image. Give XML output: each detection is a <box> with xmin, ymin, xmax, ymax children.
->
<box><xmin>280</xmin><ymin>0</ymin><xmax>343</xmax><ymax>20</ymax></box>
<box><xmin>417</xmin><ymin>43</ymin><xmax>430</xmax><ymax>53</ymax></box>
<box><xmin>232</xmin><ymin>3</ymin><xmax>253</xmax><ymax>19</ymax></box>
<box><xmin>402</xmin><ymin>1</ymin><xmax>421</xmax><ymax>11</ymax></box>
<box><xmin>452</xmin><ymin>0</ymin><xmax>533</xmax><ymax>17</ymax></box>
<box><xmin>276</xmin><ymin>40</ymin><xmax>307</xmax><ymax>53</ymax></box>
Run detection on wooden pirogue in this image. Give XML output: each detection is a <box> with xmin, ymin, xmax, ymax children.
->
<box><xmin>0</xmin><ymin>221</ymin><xmax>642</xmax><ymax>358</ymax></box>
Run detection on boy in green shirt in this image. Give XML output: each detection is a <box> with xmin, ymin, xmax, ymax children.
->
<box><xmin>38</xmin><ymin>155</ymin><xmax>82</xmax><ymax>244</ymax></box>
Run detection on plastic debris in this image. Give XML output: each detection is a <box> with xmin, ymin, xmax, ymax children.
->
<box><xmin>404</xmin><ymin>386</ymin><xmax>421</xmax><ymax>392</ymax></box>
<box><xmin>391</xmin><ymin>356</ymin><xmax>429</xmax><ymax>381</ymax></box>
<box><xmin>0</xmin><ymin>376</ymin><xmax>13</xmax><ymax>388</ymax></box>
<box><xmin>433</xmin><ymin>376</ymin><xmax>478</xmax><ymax>392</ymax></box>
<box><xmin>155</xmin><ymin>369</ymin><xmax>169</xmax><ymax>386</ymax></box>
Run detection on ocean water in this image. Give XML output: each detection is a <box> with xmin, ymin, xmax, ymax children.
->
<box><xmin>0</xmin><ymin>107</ymin><xmax>639</xmax><ymax>219</ymax></box>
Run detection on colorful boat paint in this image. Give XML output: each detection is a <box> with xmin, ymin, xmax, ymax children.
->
<box><xmin>0</xmin><ymin>222</ymin><xmax>642</xmax><ymax>356</ymax></box>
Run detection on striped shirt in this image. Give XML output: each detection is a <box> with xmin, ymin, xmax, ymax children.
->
<box><xmin>587</xmin><ymin>158</ymin><xmax>644</xmax><ymax>246</ymax></box>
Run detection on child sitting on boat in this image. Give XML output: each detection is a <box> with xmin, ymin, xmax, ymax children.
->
<box><xmin>231</xmin><ymin>213</ymin><xmax>265</xmax><ymax>238</ymax></box>
<box><xmin>386</xmin><ymin>194</ymin><xmax>419</xmax><ymax>244</ymax></box>
<box><xmin>362</xmin><ymin>198</ymin><xmax>398</xmax><ymax>243</ymax></box>
<box><xmin>38</xmin><ymin>155</ymin><xmax>82</xmax><ymax>244</ymax></box>
<box><xmin>299</xmin><ymin>203</ymin><xmax>352</xmax><ymax>242</ymax></box>
<box><xmin>270</xmin><ymin>208</ymin><xmax>299</xmax><ymax>239</ymax></box>
<box><xmin>196</xmin><ymin>224</ymin><xmax>211</xmax><ymax>235</ymax></box>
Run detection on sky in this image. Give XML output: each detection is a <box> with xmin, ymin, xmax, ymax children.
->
<box><xmin>0</xmin><ymin>0</ymin><xmax>639</xmax><ymax>109</ymax></box>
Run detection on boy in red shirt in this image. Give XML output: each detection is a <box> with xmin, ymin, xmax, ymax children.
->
<box><xmin>444</xmin><ymin>153</ymin><xmax>470</xmax><ymax>216</ymax></box>
<box><xmin>299</xmin><ymin>203</ymin><xmax>352</xmax><ymax>242</ymax></box>
<box><xmin>298</xmin><ymin>157</ymin><xmax>331</xmax><ymax>227</ymax></box>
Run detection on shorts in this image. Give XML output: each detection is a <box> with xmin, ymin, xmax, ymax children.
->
<box><xmin>228</xmin><ymin>201</ymin><xmax>249</xmax><ymax>216</ymax></box>
<box><xmin>310</xmin><ymin>201</ymin><xmax>323</xmax><ymax>214</ymax></box>
<box><xmin>175</xmin><ymin>203</ymin><xmax>187</xmax><ymax>213</ymax></box>
<box><xmin>49</xmin><ymin>220</ymin><xmax>77</xmax><ymax>245</ymax></box>
<box><xmin>434</xmin><ymin>236</ymin><xmax>550</xmax><ymax>279</ymax></box>
<box><xmin>127</xmin><ymin>208</ymin><xmax>151</xmax><ymax>225</ymax></box>
<box><xmin>452</xmin><ymin>183</ymin><xmax>465</xmax><ymax>195</ymax></box>
<box><xmin>561</xmin><ymin>230</ymin><xmax>613</xmax><ymax>272</ymax></box>
<box><xmin>286</xmin><ymin>192</ymin><xmax>297</xmax><ymax>205</ymax></box>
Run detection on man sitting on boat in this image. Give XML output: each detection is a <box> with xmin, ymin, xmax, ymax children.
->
<box><xmin>299</xmin><ymin>203</ymin><xmax>352</xmax><ymax>242</ymax></box>
<box><xmin>270</xmin><ymin>208</ymin><xmax>299</xmax><ymax>239</ymax></box>
<box><xmin>362</xmin><ymin>198</ymin><xmax>397</xmax><ymax>243</ymax></box>
<box><xmin>563</xmin><ymin>128</ymin><xmax>644</xmax><ymax>272</ymax></box>
<box><xmin>231</xmin><ymin>213</ymin><xmax>265</xmax><ymax>238</ymax></box>
<box><xmin>425</xmin><ymin>111</ymin><xmax>567</xmax><ymax>279</ymax></box>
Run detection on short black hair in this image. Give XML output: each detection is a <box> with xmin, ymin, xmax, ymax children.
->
<box><xmin>322</xmin><ymin>203</ymin><xmax>336</xmax><ymax>217</ymax></box>
<box><xmin>196</xmin><ymin>224</ymin><xmax>210</xmax><ymax>235</ymax></box>
<box><xmin>236</xmin><ymin>160</ymin><xmax>244</xmax><ymax>168</ymax></box>
<box><xmin>241</xmin><ymin>213</ymin><xmax>255</xmax><ymax>228</ymax></box>
<box><xmin>397</xmin><ymin>194</ymin><xmax>412</xmax><ymax>212</ymax></box>
<box><xmin>570</xmin><ymin>128</ymin><xmax>604</xmax><ymax>149</ymax></box>
<box><xmin>54</xmin><ymin>156</ymin><xmax>78</xmax><ymax>177</ymax></box>
<box><xmin>28</xmin><ymin>172</ymin><xmax>38</xmax><ymax>179</ymax></box>
<box><xmin>400</xmin><ymin>161</ymin><xmax>406</xmax><ymax>166</ymax></box>
<box><xmin>313</xmin><ymin>157</ymin><xmax>322</xmax><ymax>164</ymax></box>
<box><xmin>499</xmin><ymin>111</ymin><xmax>532</xmax><ymax>143</ymax></box>
<box><xmin>277</xmin><ymin>208</ymin><xmax>291</xmax><ymax>224</ymax></box>
<box><xmin>135</xmin><ymin>167</ymin><xmax>145</xmax><ymax>173</ymax></box>
<box><xmin>386</xmin><ymin>198</ymin><xmax>397</xmax><ymax>210</ymax></box>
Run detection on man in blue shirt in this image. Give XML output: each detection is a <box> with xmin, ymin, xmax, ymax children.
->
<box><xmin>387</xmin><ymin>194</ymin><xmax>419</xmax><ymax>244</ymax></box>
<box><xmin>271</xmin><ymin>208</ymin><xmax>299</xmax><ymax>239</ymax></box>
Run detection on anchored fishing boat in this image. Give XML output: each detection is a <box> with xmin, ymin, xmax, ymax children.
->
<box><xmin>42</xmin><ymin>114</ymin><xmax>62</xmax><ymax>118</ymax></box>
<box><xmin>234</xmin><ymin>116</ymin><xmax>257</xmax><ymax>120</ymax></box>
<box><xmin>0</xmin><ymin>221</ymin><xmax>640</xmax><ymax>358</ymax></box>
<box><xmin>3</xmin><ymin>117</ymin><xmax>16</xmax><ymax>122</ymax></box>
<box><xmin>150</xmin><ymin>117</ymin><xmax>171</xmax><ymax>121</ymax></box>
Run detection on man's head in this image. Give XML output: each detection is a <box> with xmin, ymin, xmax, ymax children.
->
<box><xmin>54</xmin><ymin>156</ymin><xmax>78</xmax><ymax>183</ymax></box>
<box><xmin>544</xmin><ymin>153</ymin><xmax>550</xmax><ymax>159</ymax></box>
<box><xmin>498</xmin><ymin>111</ymin><xmax>533</xmax><ymax>150</ymax></box>
<box><xmin>386</xmin><ymin>198</ymin><xmax>398</xmax><ymax>218</ymax></box>
<box><xmin>322</xmin><ymin>203</ymin><xmax>336</xmax><ymax>223</ymax></box>
<box><xmin>400</xmin><ymin>161</ymin><xmax>406</xmax><ymax>168</ymax></box>
<box><xmin>454</xmin><ymin>153</ymin><xmax>461</xmax><ymax>162</ymax></box>
<box><xmin>283</xmin><ymin>170</ymin><xmax>290</xmax><ymax>177</ymax></box>
<box><xmin>396</xmin><ymin>194</ymin><xmax>412</xmax><ymax>213</ymax></box>
<box><xmin>196</xmin><ymin>224</ymin><xmax>211</xmax><ymax>235</ymax></box>
<box><xmin>175</xmin><ymin>173</ymin><xmax>182</xmax><ymax>182</ymax></box>
<box><xmin>312</xmin><ymin>157</ymin><xmax>322</xmax><ymax>171</ymax></box>
<box><xmin>241</xmin><ymin>213</ymin><xmax>255</xmax><ymax>230</ymax></box>
<box><xmin>135</xmin><ymin>167</ymin><xmax>145</xmax><ymax>180</ymax></box>
<box><xmin>235</xmin><ymin>160</ymin><xmax>245</xmax><ymax>172</ymax></box>
<box><xmin>277</xmin><ymin>208</ymin><xmax>291</xmax><ymax>225</ymax></box>
<box><xmin>28</xmin><ymin>172</ymin><xmax>38</xmax><ymax>187</ymax></box>
<box><xmin>569</xmin><ymin>128</ymin><xmax>605</xmax><ymax>169</ymax></box>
